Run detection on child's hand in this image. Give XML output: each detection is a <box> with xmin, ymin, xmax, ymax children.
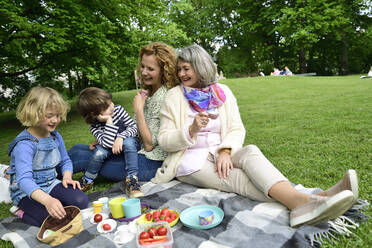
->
<box><xmin>97</xmin><ymin>114</ymin><xmax>113</xmax><ymax>124</ymax></box>
<box><xmin>62</xmin><ymin>177</ymin><xmax>81</xmax><ymax>190</ymax></box>
<box><xmin>62</xmin><ymin>171</ymin><xmax>81</xmax><ymax>190</ymax></box>
<box><xmin>45</xmin><ymin>197</ymin><xmax>66</xmax><ymax>219</ymax></box>
<box><xmin>89</xmin><ymin>140</ymin><xmax>98</xmax><ymax>150</ymax></box>
<box><xmin>112</xmin><ymin>137</ymin><xmax>123</xmax><ymax>154</ymax></box>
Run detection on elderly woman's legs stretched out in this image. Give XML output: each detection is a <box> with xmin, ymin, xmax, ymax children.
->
<box><xmin>178</xmin><ymin>145</ymin><xmax>355</xmax><ymax>227</ymax></box>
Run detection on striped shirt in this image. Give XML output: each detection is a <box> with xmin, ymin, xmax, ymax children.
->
<box><xmin>90</xmin><ymin>105</ymin><xmax>138</xmax><ymax>149</ymax></box>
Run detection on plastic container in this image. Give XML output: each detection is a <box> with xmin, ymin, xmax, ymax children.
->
<box><xmin>136</xmin><ymin>221</ymin><xmax>173</xmax><ymax>248</ymax></box>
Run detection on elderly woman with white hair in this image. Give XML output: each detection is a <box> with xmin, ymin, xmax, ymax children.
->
<box><xmin>151</xmin><ymin>44</ymin><xmax>358</xmax><ymax>228</ymax></box>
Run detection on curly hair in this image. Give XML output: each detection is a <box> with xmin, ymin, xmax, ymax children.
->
<box><xmin>137</xmin><ymin>42</ymin><xmax>178</xmax><ymax>93</ymax></box>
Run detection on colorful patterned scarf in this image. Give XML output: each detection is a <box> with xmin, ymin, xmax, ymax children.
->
<box><xmin>182</xmin><ymin>83</ymin><xmax>226</xmax><ymax>112</ymax></box>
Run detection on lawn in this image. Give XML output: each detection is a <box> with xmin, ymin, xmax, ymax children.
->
<box><xmin>0</xmin><ymin>75</ymin><xmax>371</xmax><ymax>247</ymax></box>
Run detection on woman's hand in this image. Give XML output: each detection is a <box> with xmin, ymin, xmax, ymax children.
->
<box><xmin>45</xmin><ymin>197</ymin><xmax>66</xmax><ymax>219</ymax></box>
<box><xmin>215</xmin><ymin>151</ymin><xmax>233</xmax><ymax>179</ymax></box>
<box><xmin>112</xmin><ymin>137</ymin><xmax>123</xmax><ymax>154</ymax></box>
<box><xmin>189</xmin><ymin>112</ymin><xmax>209</xmax><ymax>137</ymax></box>
<box><xmin>133</xmin><ymin>91</ymin><xmax>147</xmax><ymax>114</ymax></box>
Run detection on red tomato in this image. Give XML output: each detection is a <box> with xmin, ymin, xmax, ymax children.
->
<box><xmin>161</xmin><ymin>208</ymin><xmax>170</xmax><ymax>216</ymax></box>
<box><xmin>139</xmin><ymin>231</ymin><xmax>150</xmax><ymax>239</ymax></box>
<box><xmin>148</xmin><ymin>228</ymin><xmax>157</xmax><ymax>238</ymax></box>
<box><xmin>153</xmin><ymin>211</ymin><xmax>161</xmax><ymax>219</ymax></box>
<box><xmin>157</xmin><ymin>226</ymin><xmax>167</xmax><ymax>236</ymax></box>
<box><xmin>102</xmin><ymin>223</ymin><xmax>111</xmax><ymax>231</ymax></box>
<box><xmin>145</xmin><ymin>213</ymin><xmax>152</xmax><ymax>221</ymax></box>
<box><xmin>94</xmin><ymin>214</ymin><xmax>103</xmax><ymax>223</ymax></box>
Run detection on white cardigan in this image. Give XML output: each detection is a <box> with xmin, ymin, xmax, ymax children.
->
<box><xmin>151</xmin><ymin>84</ymin><xmax>246</xmax><ymax>184</ymax></box>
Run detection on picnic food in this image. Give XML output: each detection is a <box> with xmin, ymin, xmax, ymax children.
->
<box><xmin>94</xmin><ymin>213</ymin><xmax>103</xmax><ymax>223</ymax></box>
<box><xmin>137</xmin><ymin>208</ymin><xmax>180</xmax><ymax>227</ymax></box>
<box><xmin>139</xmin><ymin>231</ymin><xmax>150</xmax><ymax>239</ymax></box>
<box><xmin>148</xmin><ymin>227</ymin><xmax>157</xmax><ymax>238</ymax></box>
<box><xmin>138</xmin><ymin>225</ymin><xmax>168</xmax><ymax>245</ymax></box>
<box><xmin>103</xmin><ymin>223</ymin><xmax>111</xmax><ymax>231</ymax></box>
<box><xmin>156</xmin><ymin>226</ymin><xmax>167</xmax><ymax>236</ymax></box>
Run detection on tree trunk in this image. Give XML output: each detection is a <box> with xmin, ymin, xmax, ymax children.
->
<box><xmin>67</xmin><ymin>71</ymin><xmax>73</xmax><ymax>98</ymax></box>
<box><xmin>272</xmin><ymin>46</ymin><xmax>280</xmax><ymax>69</ymax></box>
<box><xmin>341</xmin><ymin>31</ymin><xmax>349</xmax><ymax>75</ymax></box>
<box><xmin>299</xmin><ymin>48</ymin><xmax>307</xmax><ymax>73</ymax></box>
<box><xmin>76</xmin><ymin>71</ymin><xmax>81</xmax><ymax>92</ymax></box>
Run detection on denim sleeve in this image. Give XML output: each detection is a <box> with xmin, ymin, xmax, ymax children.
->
<box><xmin>13</xmin><ymin>141</ymin><xmax>40</xmax><ymax>197</ymax></box>
<box><xmin>55</xmin><ymin>131</ymin><xmax>73</xmax><ymax>175</ymax></box>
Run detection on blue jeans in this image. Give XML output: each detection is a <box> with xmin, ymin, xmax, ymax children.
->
<box><xmin>68</xmin><ymin>144</ymin><xmax>163</xmax><ymax>181</ymax></box>
<box><xmin>85</xmin><ymin>137</ymin><xmax>139</xmax><ymax>180</ymax></box>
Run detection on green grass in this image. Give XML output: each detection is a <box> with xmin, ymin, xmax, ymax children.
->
<box><xmin>0</xmin><ymin>76</ymin><xmax>371</xmax><ymax>247</ymax></box>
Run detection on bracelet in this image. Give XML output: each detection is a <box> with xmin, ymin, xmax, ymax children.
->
<box><xmin>218</xmin><ymin>148</ymin><xmax>231</xmax><ymax>155</ymax></box>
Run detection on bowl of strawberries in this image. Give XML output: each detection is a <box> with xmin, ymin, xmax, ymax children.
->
<box><xmin>137</xmin><ymin>208</ymin><xmax>179</xmax><ymax>227</ymax></box>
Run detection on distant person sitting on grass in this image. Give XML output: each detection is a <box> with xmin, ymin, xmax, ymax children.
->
<box><xmin>7</xmin><ymin>86</ymin><xmax>88</xmax><ymax>227</ymax></box>
<box><xmin>271</xmin><ymin>68</ymin><xmax>281</xmax><ymax>76</ymax></box>
<box><xmin>76</xmin><ymin>87</ymin><xmax>144</xmax><ymax>198</ymax></box>
<box><xmin>280</xmin><ymin>66</ymin><xmax>293</xmax><ymax>76</ymax></box>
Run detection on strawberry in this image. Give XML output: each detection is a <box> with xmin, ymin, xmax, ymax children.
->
<box><xmin>145</xmin><ymin>212</ymin><xmax>152</xmax><ymax>221</ymax></box>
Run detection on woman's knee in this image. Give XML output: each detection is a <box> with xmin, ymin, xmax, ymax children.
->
<box><xmin>234</xmin><ymin>145</ymin><xmax>261</xmax><ymax>158</ymax></box>
<box><xmin>242</xmin><ymin>144</ymin><xmax>261</xmax><ymax>154</ymax></box>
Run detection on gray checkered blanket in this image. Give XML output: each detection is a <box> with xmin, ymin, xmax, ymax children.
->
<box><xmin>0</xmin><ymin>180</ymin><xmax>369</xmax><ymax>248</ymax></box>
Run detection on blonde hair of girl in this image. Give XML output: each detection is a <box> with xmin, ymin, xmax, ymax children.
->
<box><xmin>16</xmin><ymin>86</ymin><xmax>70</xmax><ymax>127</ymax></box>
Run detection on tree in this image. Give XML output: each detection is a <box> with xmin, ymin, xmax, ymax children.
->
<box><xmin>0</xmin><ymin>0</ymin><xmax>190</xmax><ymax>111</ymax></box>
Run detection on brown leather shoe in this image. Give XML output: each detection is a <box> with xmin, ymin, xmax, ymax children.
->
<box><xmin>125</xmin><ymin>175</ymin><xmax>144</xmax><ymax>198</ymax></box>
<box><xmin>80</xmin><ymin>177</ymin><xmax>94</xmax><ymax>192</ymax></box>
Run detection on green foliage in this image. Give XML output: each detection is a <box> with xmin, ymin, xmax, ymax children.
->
<box><xmin>1</xmin><ymin>0</ymin><xmax>371</xmax><ymax>112</ymax></box>
<box><xmin>0</xmin><ymin>0</ymin><xmax>191</xmax><ymax>111</ymax></box>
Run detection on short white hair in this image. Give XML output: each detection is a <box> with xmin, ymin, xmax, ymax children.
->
<box><xmin>177</xmin><ymin>44</ymin><xmax>217</xmax><ymax>88</ymax></box>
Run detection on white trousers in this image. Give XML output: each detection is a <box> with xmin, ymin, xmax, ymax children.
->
<box><xmin>177</xmin><ymin>145</ymin><xmax>288</xmax><ymax>202</ymax></box>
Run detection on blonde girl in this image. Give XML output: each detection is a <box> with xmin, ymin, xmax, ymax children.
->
<box><xmin>7</xmin><ymin>86</ymin><xmax>88</xmax><ymax>227</ymax></box>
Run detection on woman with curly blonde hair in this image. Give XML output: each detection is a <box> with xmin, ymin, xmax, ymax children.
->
<box><xmin>68</xmin><ymin>42</ymin><xmax>178</xmax><ymax>182</ymax></box>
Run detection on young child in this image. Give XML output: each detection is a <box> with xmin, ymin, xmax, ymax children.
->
<box><xmin>77</xmin><ymin>87</ymin><xmax>143</xmax><ymax>197</ymax></box>
<box><xmin>7</xmin><ymin>86</ymin><xmax>88</xmax><ymax>227</ymax></box>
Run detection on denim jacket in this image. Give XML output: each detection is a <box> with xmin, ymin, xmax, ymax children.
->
<box><xmin>8</xmin><ymin>129</ymin><xmax>72</xmax><ymax>206</ymax></box>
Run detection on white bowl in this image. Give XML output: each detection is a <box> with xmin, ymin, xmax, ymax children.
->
<box><xmin>97</xmin><ymin>219</ymin><xmax>117</xmax><ymax>233</ymax></box>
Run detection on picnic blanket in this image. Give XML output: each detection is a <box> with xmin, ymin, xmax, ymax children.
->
<box><xmin>0</xmin><ymin>180</ymin><xmax>369</xmax><ymax>248</ymax></box>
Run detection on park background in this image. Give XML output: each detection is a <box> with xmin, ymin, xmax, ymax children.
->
<box><xmin>0</xmin><ymin>1</ymin><xmax>371</xmax><ymax>247</ymax></box>
<box><xmin>1</xmin><ymin>0</ymin><xmax>372</xmax><ymax>111</ymax></box>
